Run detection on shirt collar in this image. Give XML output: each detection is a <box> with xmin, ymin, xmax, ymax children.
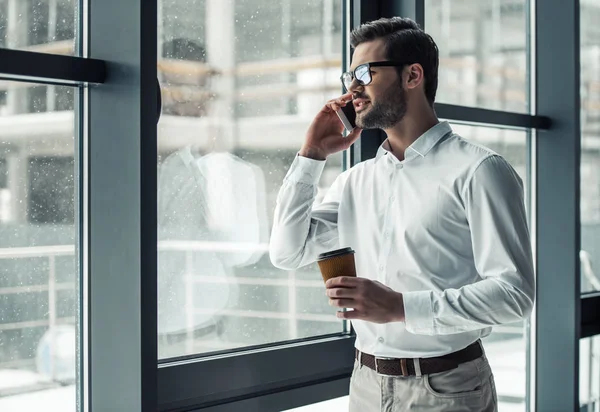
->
<box><xmin>374</xmin><ymin>121</ymin><xmax>453</xmax><ymax>163</ymax></box>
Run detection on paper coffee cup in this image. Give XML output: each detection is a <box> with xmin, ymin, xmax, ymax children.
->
<box><xmin>317</xmin><ymin>247</ymin><xmax>356</xmax><ymax>283</ymax></box>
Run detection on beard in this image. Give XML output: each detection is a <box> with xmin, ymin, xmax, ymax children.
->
<box><xmin>356</xmin><ymin>81</ymin><xmax>407</xmax><ymax>130</ymax></box>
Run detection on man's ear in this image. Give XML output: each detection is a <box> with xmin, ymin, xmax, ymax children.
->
<box><xmin>405</xmin><ymin>63</ymin><xmax>425</xmax><ymax>90</ymax></box>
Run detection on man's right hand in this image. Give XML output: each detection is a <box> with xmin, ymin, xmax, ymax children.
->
<box><xmin>299</xmin><ymin>92</ymin><xmax>363</xmax><ymax>160</ymax></box>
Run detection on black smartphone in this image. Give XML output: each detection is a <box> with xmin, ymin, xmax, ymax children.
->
<box><xmin>335</xmin><ymin>101</ymin><xmax>357</xmax><ymax>133</ymax></box>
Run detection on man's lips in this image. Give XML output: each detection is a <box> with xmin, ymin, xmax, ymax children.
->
<box><xmin>353</xmin><ymin>99</ymin><xmax>370</xmax><ymax>112</ymax></box>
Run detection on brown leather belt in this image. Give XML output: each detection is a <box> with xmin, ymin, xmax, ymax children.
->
<box><xmin>355</xmin><ymin>340</ymin><xmax>483</xmax><ymax>377</ymax></box>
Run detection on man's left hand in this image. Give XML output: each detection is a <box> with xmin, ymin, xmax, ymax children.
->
<box><xmin>326</xmin><ymin>276</ymin><xmax>405</xmax><ymax>324</ymax></box>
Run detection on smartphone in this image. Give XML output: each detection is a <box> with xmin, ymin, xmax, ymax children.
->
<box><xmin>335</xmin><ymin>101</ymin><xmax>357</xmax><ymax>133</ymax></box>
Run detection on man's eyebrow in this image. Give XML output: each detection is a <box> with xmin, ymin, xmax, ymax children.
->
<box><xmin>348</xmin><ymin>62</ymin><xmax>364</xmax><ymax>71</ymax></box>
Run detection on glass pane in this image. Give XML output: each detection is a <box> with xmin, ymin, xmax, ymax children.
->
<box><xmin>450</xmin><ymin>123</ymin><xmax>529</xmax><ymax>412</ymax></box>
<box><xmin>0</xmin><ymin>0</ymin><xmax>77</xmax><ymax>55</ymax></box>
<box><xmin>581</xmin><ymin>335</ymin><xmax>600</xmax><ymax>411</ymax></box>
<box><xmin>425</xmin><ymin>0</ymin><xmax>529</xmax><ymax>113</ymax></box>
<box><xmin>0</xmin><ymin>82</ymin><xmax>78</xmax><ymax>411</ymax></box>
<box><xmin>157</xmin><ymin>0</ymin><xmax>344</xmax><ymax>359</ymax></box>
<box><xmin>581</xmin><ymin>0</ymin><xmax>600</xmax><ymax>294</ymax></box>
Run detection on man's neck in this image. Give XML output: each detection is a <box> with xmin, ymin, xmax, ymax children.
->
<box><xmin>383</xmin><ymin>107</ymin><xmax>439</xmax><ymax>162</ymax></box>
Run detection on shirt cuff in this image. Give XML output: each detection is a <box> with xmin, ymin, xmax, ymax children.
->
<box><xmin>284</xmin><ymin>152</ymin><xmax>327</xmax><ymax>185</ymax></box>
<box><xmin>402</xmin><ymin>290</ymin><xmax>435</xmax><ymax>335</ymax></box>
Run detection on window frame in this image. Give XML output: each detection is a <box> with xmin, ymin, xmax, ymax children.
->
<box><xmin>0</xmin><ymin>48</ymin><xmax>104</xmax><ymax>85</ymax></box>
<box><xmin>85</xmin><ymin>0</ymin><xmax>158</xmax><ymax>411</ymax></box>
<box><xmin>535</xmin><ymin>0</ymin><xmax>582</xmax><ymax>411</ymax></box>
<box><xmin>158</xmin><ymin>336</ymin><xmax>354</xmax><ymax>411</ymax></box>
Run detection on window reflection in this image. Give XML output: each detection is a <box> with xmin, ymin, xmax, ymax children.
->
<box><xmin>157</xmin><ymin>0</ymin><xmax>345</xmax><ymax>359</ymax></box>
<box><xmin>158</xmin><ymin>146</ymin><xmax>269</xmax><ymax>356</ymax></box>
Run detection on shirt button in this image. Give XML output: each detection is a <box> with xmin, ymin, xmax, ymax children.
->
<box><xmin>384</xmin><ymin>231</ymin><xmax>389</xmax><ymax>238</ymax></box>
<box><xmin>379</xmin><ymin>265</ymin><xmax>384</xmax><ymax>272</ymax></box>
<box><xmin>378</xmin><ymin>337</ymin><xmax>385</xmax><ymax>343</ymax></box>
<box><xmin>390</xmin><ymin>196</ymin><xmax>395</xmax><ymax>203</ymax></box>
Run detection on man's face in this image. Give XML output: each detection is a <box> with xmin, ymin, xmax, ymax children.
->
<box><xmin>348</xmin><ymin>39</ymin><xmax>407</xmax><ymax>129</ymax></box>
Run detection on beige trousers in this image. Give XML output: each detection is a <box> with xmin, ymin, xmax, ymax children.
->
<box><xmin>349</xmin><ymin>351</ymin><xmax>498</xmax><ymax>412</ymax></box>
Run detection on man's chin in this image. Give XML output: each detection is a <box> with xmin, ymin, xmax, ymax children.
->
<box><xmin>356</xmin><ymin>120</ymin><xmax>374</xmax><ymax>129</ymax></box>
<box><xmin>356</xmin><ymin>112</ymin><xmax>370</xmax><ymax>129</ymax></box>
<box><xmin>357</xmin><ymin>112</ymin><xmax>405</xmax><ymax>130</ymax></box>
<box><xmin>356</xmin><ymin>114</ymin><xmax>377</xmax><ymax>130</ymax></box>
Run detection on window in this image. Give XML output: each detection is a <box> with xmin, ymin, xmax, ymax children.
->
<box><xmin>581</xmin><ymin>0</ymin><xmax>600</xmax><ymax>294</ymax></box>
<box><xmin>0</xmin><ymin>90</ymin><xmax>6</xmax><ymax>105</ymax></box>
<box><xmin>425</xmin><ymin>0</ymin><xmax>529</xmax><ymax>113</ymax></box>
<box><xmin>0</xmin><ymin>158</ymin><xmax>6</xmax><ymax>188</ymax></box>
<box><xmin>0</xmin><ymin>0</ymin><xmax>76</xmax><ymax>54</ymax></box>
<box><xmin>27</xmin><ymin>85</ymin><xmax>47</xmax><ymax>113</ymax></box>
<box><xmin>28</xmin><ymin>157</ymin><xmax>75</xmax><ymax>224</ymax></box>
<box><xmin>0</xmin><ymin>84</ymin><xmax>74</xmax><ymax>116</ymax></box>
<box><xmin>580</xmin><ymin>335</ymin><xmax>600</xmax><ymax>410</ymax></box>
<box><xmin>0</xmin><ymin>82</ymin><xmax>78</xmax><ymax>411</ymax></box>
<box><xmin>54</xmin><ymin>87</ymin><xmax>74</xmax><ymax>112</ymax></box>
<box><xmin>450</xmin><ymin>124</ymin><xmax>528</xmax><ymax>192</ymax></box>
<box><xmin>0</xmin><ymin>1</ymin><xmax>6</xmax><ymax>49</ymax></box>
<box><xmin>157</xmin><ymin>0</ymin><xmax>346</xmax><ymax>360</ymax></box>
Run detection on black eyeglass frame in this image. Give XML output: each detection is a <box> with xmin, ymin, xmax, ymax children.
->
<box><xmin>340</xmin><ymin>61</ymin><xmax>412</xmax><ymax>92</ymax></box>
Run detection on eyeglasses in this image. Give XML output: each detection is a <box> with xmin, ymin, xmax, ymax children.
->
<box><xmin>340</xmin><ymin>61</ymin><xmax>411</xmax><ymax>92</ymax></box>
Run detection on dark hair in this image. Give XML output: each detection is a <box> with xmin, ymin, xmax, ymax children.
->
<box><xmin>350</xmin><ymin>17</ymin><xmax>439</xmax><ymax>106</ymax></box>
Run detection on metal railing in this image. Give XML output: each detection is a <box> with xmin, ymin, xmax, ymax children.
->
<box><xmin>0</xmin><ymin>245</ymin><xmax>76</xmax><ymax>382</ymax></box>
<box><xmin>0</xmin><ymin>241</ymin><xmax>333</xmax><ymax>372</ymax></box>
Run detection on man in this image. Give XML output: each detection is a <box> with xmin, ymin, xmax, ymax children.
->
<box><xmin>269</xmin><ymin>17</ymin><xmax>534</xmax><ymax>412</ymax></box>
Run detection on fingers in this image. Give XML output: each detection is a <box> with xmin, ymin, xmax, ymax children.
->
<box><xmin>329</xmin><ymin>298</ymin><xmax>355</xmax><ymax>308</ymax></box>
<box><xmin>345</xmin><ymin>127</ymin><xmax>363</xmax><ymax>144</ymax></box>
<box><xmin>326</xmin><ymin>100</ymin><xmax>344</xmax><ymax>112</ymax></box>
<box><xmin>336</xmin><ymin>309</ymin><xmax>363</xmax><ymax>320</ymax></box>
<box><xmin>329</xmin><ymin>92</ymin><xmax>352</xmax><ymax>104</ymax></box>
<box><xmin>325</xmin><ymin>276</ymin><xmax>360</xmax><ymax>289</ymax></box>
<box><xmin>324</xmin><ymin>93</ymin><xmax>353</xmax><ymax>113</ymax></box>
<box><xmin>326</xmin><ymin>287</ymin><xmax>355</xmax><ymax>298</ymax></box>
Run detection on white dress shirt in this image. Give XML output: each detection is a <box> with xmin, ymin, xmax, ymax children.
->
<box><xmin>269</xmin><ymin>121</ymin><xmax>535</xmax><ymax>359</ymax></box>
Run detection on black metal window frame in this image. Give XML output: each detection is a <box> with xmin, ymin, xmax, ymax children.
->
<box><xmin>0</xmin><ymin>0</ymin><xmax>597</xmax><ymax>411</ymax></box>
<box><xmin>0</xmin><ymin>48</ymin><xmax>105</xmax><ymax>86</ymax></box>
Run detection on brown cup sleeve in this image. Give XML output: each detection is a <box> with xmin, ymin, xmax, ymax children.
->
<box><xmin>317</xmin><ymin>253</ymin><xmax>356</xmax><ymax>282</ymax></box>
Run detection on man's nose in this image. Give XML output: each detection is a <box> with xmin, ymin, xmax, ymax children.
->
<box><xmin>348</xmin><ymin>78</ymin><xmax>364</xmax><ymax>94</ymax></box>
